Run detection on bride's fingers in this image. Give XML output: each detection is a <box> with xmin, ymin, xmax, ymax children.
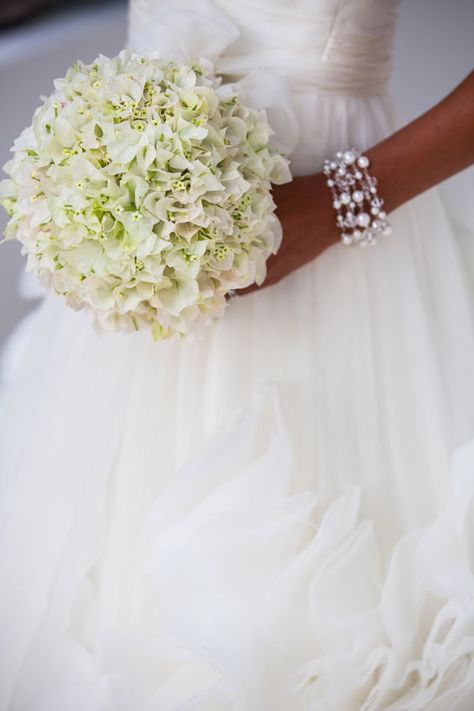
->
<box><xmin>231</xmin><ymin>284</ymin><xmax>258</xmax><ymax>298</ymax></box>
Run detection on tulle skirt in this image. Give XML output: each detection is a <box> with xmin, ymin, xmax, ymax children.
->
<box><xmin>1</xmin><ymin>87</ymin><xmax>474</xmax><ymax>710</ymax></box>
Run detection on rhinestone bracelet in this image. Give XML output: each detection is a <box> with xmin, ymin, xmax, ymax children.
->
<box><xmin>323</xmin><ymin>148</ymin><xmax>391</xmax><ymax>247</ymax></box>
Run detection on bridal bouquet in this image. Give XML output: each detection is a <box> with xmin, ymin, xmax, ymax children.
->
<box><xmin>0</xmin><ymin>51</ymin><xmax>290</xmax><ymax>340</ymax></box>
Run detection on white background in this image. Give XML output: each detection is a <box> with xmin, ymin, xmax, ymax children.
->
<box><xmin>0</xmin><ymin>0</ymin><xmax>473</xmax><ymax>350</ymax></box>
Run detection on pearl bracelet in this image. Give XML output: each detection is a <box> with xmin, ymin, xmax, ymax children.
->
<box><xmin>323</xmin><ymin>148</ymin><xmax>391</xmax><ymax>247</ymax></box>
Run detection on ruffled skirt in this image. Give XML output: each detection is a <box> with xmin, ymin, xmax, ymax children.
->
<box><xmin>1</xmin><ymin>89</ymin><xmax>474</xmax><ymax>710</ymax></box>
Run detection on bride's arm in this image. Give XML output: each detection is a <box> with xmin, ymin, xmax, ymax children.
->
<box><xmin>238</xmin><ymin>70</ymin><xmax>474</xmax><ymax>296</ymax></box>
<box><xmin>369</xmin><ymin>70</ymin><xmax>474</xmax><ymax>212</ymax></box>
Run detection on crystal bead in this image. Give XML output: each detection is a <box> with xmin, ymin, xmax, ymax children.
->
<box><xmin>356</xmin><ymin>212</ymin><xmax>370</xmax><ymax>227</ymax></box>
<box><xmin>325</xmin><ymin>147</ymin><xmax>391</xmax><ymax>249</ymax></box>
<box><xmin>357</xmin><ymin>155</ymin><xmax>370</xmax><ymax>169</ymax></box>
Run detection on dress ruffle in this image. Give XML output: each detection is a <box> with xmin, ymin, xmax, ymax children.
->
<box><xmin>3</xmin><ymin>380</ymin><xmax>474</xmax><ymax>710</ymax></box>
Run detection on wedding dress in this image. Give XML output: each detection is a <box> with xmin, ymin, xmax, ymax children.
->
<box><xmin>1</xmin><ymin>0</ymin><xmax>474</xmax><ymax>709</ymax></box>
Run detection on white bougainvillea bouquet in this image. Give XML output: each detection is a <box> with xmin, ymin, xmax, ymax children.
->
<box><xmin>0</xmin><ymin>50</ymin><xmax>291</xmax><ymax>340</ymax></box>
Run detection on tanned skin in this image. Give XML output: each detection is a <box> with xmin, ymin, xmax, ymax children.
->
<box><xmin>237</xmin><ymin>70</ymin><xmax>474</xmax><ymax>297</ymax></box>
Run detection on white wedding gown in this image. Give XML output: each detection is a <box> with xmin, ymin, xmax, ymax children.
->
<box><xmin>1</xmin><ymin>0</ymin><xmax>474</xmax><ymax>709</ymax></box>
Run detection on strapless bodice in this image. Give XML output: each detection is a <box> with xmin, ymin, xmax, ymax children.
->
<box><xmin>127</xmin><ymin>0</ymin><xmax>401</xmax><ymax>168</ymax></box>
<box><xmin>128</xmin><ymin>0</ymin><xmax>400</xmax><ymax>96</ymax></box>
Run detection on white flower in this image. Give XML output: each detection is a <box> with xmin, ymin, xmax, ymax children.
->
<box><xmin>0</xmin><ymin>50</ymin><xmax>292</xmax><ymax>340</ymax></box>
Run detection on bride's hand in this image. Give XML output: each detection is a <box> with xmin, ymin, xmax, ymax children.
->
<box><xmin>236</xmin><ymin>70</ymin><xmax>474</xmax><ymax>299</ymax></box>
<box><xmin>236</xmin><ymin>172</ymin><xmax>338</xmax><ymax>297</ymax></box>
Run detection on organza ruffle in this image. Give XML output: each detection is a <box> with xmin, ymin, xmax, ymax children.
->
<box><xmin>2</xmin><ymin>381</ymin><xmax>473</xmax><ymax>710</ymax></box>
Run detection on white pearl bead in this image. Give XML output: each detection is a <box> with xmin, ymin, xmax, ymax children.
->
<box><xmin>326</xmin><ymin>148</ymin><xmax>391</xmax><ymax>248</ymax></box>
<box><xmin>356</xmin><ymin>212</ymin><xmax>370</xmax><ymax>227</ymax></box>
